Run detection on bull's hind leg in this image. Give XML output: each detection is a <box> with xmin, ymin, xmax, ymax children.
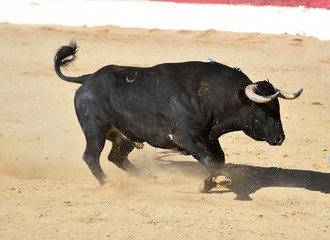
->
<box><xmin>106</xmin><ymin>128</ymin><xmax>156</xmax><ymax>181</ymax></box>
<box><xmin>79</xmin><ymin>114</ymin><xmax>109</xmax><ymax>185</ymax></box>
<box><xmin>81</xmin><ymin>128</ymin><xmax>107</xmax><ymax>185</ymax></box>
<box><xmin>106</xmin><ymin>128</ymin><xmax>139</xmax><ymax>175</ymax></box>
<box><xmin>75</xmin><ymin>88</ymin><xmax>109</xmax><ymax>185</ymax></box>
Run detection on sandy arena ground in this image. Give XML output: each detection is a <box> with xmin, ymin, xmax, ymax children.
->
<box><xmin>0</xmin><ymin>23</ymin><xmax>329</xmax><ymax>239</ymax></box>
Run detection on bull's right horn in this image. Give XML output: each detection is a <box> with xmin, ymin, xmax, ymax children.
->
<box><xmin>274</xmin><ymin>88</ymin><xmax>303</xmax><ymax>100</ymax></box>
<box><xmin>245</xmin><ymin>84</ymin><xmax>280</xmax><ymax>103</ymax></box>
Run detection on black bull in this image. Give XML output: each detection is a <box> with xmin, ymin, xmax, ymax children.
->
<box><xmin>54</xmin><ymin>41</ymin><xmax>302</xmax><ymax>192</ymax></box>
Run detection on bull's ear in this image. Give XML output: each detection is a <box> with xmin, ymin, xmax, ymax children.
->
<box><xmin>238</xmin><ymin>88</ymin><xmax>251</xmax><ymax>105</ymax></box>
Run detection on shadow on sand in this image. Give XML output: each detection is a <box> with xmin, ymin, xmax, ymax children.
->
<box><xmin>156</xmin><ymin>151</ymin><xmax>330</xmax><ymax>201</ymax></box>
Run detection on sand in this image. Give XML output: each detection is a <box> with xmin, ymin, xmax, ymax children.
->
<box><xmin>0</xmin><ymin>23</ymin><xmax>329</xmax><ymax>239</ymax></box>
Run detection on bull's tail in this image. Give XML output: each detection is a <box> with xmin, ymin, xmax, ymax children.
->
<box><xmin>54</xmin><ymin>41</ymin><xmax>90</xmax><ymax>84</ymax></box>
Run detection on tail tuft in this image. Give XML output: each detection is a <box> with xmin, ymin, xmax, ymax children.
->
<box><xmin>54</xmin><ymin>41</ymin><xmax>88</xmax><ymax>84</ymax></box>
<box><xmin>54</xmin><ymin>40</ymin><xmax>78</xmax><ymax>67</ymax></box>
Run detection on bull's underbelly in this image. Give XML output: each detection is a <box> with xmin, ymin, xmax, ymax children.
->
<box><xmin>108</xmin><ymin>110</ymin><xmax>181</xmax><ymax>149</ymax></box>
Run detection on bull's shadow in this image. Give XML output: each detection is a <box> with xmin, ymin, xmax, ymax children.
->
<box><xmin>155</xmin><ymin>151</ymin><xmax>330</xmax><ymax>201</ymax></box>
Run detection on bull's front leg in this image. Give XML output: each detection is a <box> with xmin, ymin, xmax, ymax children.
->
<box><xmin>198</xmin><ymin>171</ymin><xmax>232</xmax><ymax>193</ymax></box>
<box><xmin>195</xmin><ymin>140</ymin><xmax>232</xmax><ymax>193</ymax></box>
<box><xmin>177</xmin><ymin>133</ymin><xmax>231</xmax><ymax>192</ymax></box>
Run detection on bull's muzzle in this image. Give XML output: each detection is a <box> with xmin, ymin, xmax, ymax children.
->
<box><xmin>268</xmin><ymin>134</ymin><xmax>285</xmax><ymax>146</ymax></box>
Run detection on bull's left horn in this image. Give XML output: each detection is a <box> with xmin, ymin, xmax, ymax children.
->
<box><xmin>274</xmin><ymin>88</ymin><xmax>303</xmax><ymax>100</ymax></box>
<box><xmin>245</xmin><ymin>84</ymin><xmax>280</xmax><ymax>103</ymax></box>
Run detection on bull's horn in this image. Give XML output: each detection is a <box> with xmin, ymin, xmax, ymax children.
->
<box><xmin>274</xmin><ymin>88</ymin><xmax>303</xmax><ymax>100</ymax></box>
<box><xmin>245</xmin><ymin>84</ymin><xmax>280</xmax><ymax>103</ymax></box>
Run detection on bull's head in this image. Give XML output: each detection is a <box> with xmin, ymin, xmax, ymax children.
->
<box><xmin>241</xmin><ymin>80</ymin><xmax>302</xmax><ymax>146</ymax></box>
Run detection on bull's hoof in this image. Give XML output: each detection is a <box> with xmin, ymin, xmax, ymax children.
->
<box><xmin>198</xmin><ymin>177</ymin><xmax>217</xmax><ymax>193</ymax></box>
<box><xmin>198</xmin><ymin>176</ymin><xmax>232</xmax><ymax>193</ymax></box>
<box><xmin>97</xmin><ymin>174</ymin><xmax>107</xmax><ymax>185</ymax></box>
<box><xmin>213</xmin><ymin>176</ymin><xmax>232</xmax><ymax>187</ymax></box>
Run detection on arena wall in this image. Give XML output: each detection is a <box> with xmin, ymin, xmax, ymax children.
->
<box><xmin>0</xmin><ymin>0</ymin><xmax>329</xmax><ymax>40</ymax></box>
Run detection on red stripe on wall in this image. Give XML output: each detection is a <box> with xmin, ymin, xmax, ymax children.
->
<box><xmin>150</xmin><ymin>0</ymin><xmax>330</xmax><ymax>9</ymax></box>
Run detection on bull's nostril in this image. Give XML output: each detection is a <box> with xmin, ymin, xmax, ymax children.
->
<box><xmin>276</xmin><ymin>136</ymin><xmax>285</xmax><ymax>145</ymax></box>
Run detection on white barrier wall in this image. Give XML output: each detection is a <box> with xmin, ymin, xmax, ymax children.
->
<box><xmin>0</xmin><ymin>0</ymin><xmax>329</xmax><ymax>40</ymax></box>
